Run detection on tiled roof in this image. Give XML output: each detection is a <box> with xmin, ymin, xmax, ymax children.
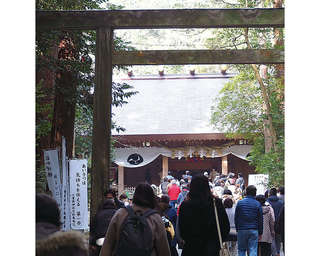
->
<box><xmin>112</xmin><ymin>73</ymin><xmax>234</xmax><ymax>135</ymax></box>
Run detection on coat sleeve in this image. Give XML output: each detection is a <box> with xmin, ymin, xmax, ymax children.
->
<box><xmin>269</xmin><ymin>206</ymin><xmax>275</xmax><ymax>237</ymax></box>
<box><xmin>153</xmin><ymin>214</ymin><xmax>171</xmax><ymax>256</ymax></box>
<box><xmin>99</xmin><ymin>209</ymin><xmax>123</xmax><ymax>256</ymax></box>
<box><xmin>257</xmin><ymin>204</ymin><xmax>264</xmax><ymax>236</ymax></box>
<box><xmin>234</xmin><ymin>203</ymin><xmax>239</xmax><ymax>231</ymax></box>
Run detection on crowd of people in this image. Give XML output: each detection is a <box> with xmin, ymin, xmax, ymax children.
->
<box><xmin>36</xmin><ymin>170</ymin><xmax>285</xmax><ymax>256</ymax></box>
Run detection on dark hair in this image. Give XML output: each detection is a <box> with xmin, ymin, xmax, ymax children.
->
<box><xmin>238</xmin><ymin>173</ymin><xmax>243</xmax><ymax>177</ymax></box>
<box><xmin>104</xmin><ymin>189</ymin><xmax>115</xmax><ymax>197</ymax></box>
<box><xmin>132</xmin><ymin>183</ymin><xmax>157</xmax><ymax>209</ymax></box>
<box><xmin>279</xmin><ymin>186</ymin><xmax>284</xmax><ymax>195</ymax></box>
<box><xmin>36</xmin><ymin>193</ymin><xmax>61</xmax><ymax>227</ymax></box>
<box><xmin>223</xmin><ymin>189</ymin><xmax>233</xmax><ymax>196</ymax></box>
<box><xmin>264</xmin><ymin>189</ymin><xmax>269</xmax><ymax>198</ymax></box>
<box><xmin>223</xmin><ymin>198</ymin><xmax>233</xmax><ymax>208</ymax></box>
<box><xmin>119</xmin><ymin>193</ymin><xmax>128</xmax><ymax>200</ymax></box>
<box><xmin>256</xmin><ymin>194</ymin><xmax>266</xmax><ymax>206</ymax></box>
<box><xmin>246</xmin><ymin>185</ymin><xmax>257</xmax><ymax>197</ymax></box>
<box><xmin>163</xmin><ymin>177</ymin><xmax>168</xmax><ymax>182</ymax></box>
<box><xmin>159</xmin><ymin>195</ymin><xmax>170</xmax><ymax>204</ymax></box>
<box><xmin>269</xmin><ymin>187</ymin><xmax>278</xmax><ymax>196</ymax></box>
<box><xmin>188</xmin><ymin>175</ymin><xmax>212</xmax><ymax>203</ymax></box>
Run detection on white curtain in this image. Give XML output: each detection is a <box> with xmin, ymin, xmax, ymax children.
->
<box><xmin>114</xmin><ymin>145</ymin><xmax>252</xmax><ymax>168</ymax></box>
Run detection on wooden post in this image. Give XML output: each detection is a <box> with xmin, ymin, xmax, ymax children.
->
<box><xmin>162</xmin><ymin>156</ymin><xmax>168</xmax><ymax>178</ymax></box>
<box><xmin>222</xmin><ymin>155</ymin><xmax>228</xmax><ymax>175</ymax></box>
<box><xmin>118</xmin><ymin>165</ymin><xmax>124</xmax><ymax>195</ymax></box>
<box><xmin>90</xmin><ymin>27</ymin><xmax>113</xmax><ymax>223</ymax></box>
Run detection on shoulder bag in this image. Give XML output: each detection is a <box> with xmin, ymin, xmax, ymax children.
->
<box><xmin>213</xmin><ymin>198</ymin><xmax>230</xmax><ymax>256</ymax></box>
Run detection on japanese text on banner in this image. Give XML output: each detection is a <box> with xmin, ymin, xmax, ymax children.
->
<box><xmin>43</xmin><ymin>149</ymin><xmax>62</xmax><ymax>208</ymax></box>
<box><xmin>69</xmin><ymin>159</ymin><xmax>88</xmax><ymax>230</ymax></box>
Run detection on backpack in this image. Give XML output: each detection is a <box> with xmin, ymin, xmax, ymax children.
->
<box><xmin>115</xmin><ymin>206</ymin><xmax>158</xmax><ymax>256</ymax></box>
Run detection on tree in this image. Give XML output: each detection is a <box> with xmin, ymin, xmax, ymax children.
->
<box><xmin>36</xmin><ymin>0</ymin><xmax>138</xmax><ymax>222</ymax></box>
<box><xmin>209</xmin><ymin>0</ymin><xmax>284</xmax><ymax>186</ymax></box>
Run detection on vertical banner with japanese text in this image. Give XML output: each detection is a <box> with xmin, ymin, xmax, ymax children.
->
<box><xmin>248</xmin><ymin>174</ymin><xmax>269</xmax><ymax>195</ymax></box>
<box><xmin>61</xmin><ymin>137</ymin><xmax>71</xmax><ymax>231</ymax></box>
<box><xmin>43</xmin><ymin>149</ymin><xmax>62</xmax><ymax>208</ymax></box>
<box><xmin>69</xmin><ymin>159</ymin><xmax>89</xmax><ymax>230</ymax></box>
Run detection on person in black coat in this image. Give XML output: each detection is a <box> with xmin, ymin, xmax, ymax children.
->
<box><xmin>90</xmin><ymin>199</ymin><xmax>117</xmax><ymax>256</ymax></box>
<box><xmin>179</xmin><ymin>175</ymin><xmax>230</xmax><ymax>256</ymax></box>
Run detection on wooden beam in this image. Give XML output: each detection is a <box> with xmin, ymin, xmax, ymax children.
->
<box><xmin>36</xmin><ymin>8</ymin><xmax>284</xmax><ymax>30</ymax></box>
<box><xmin>222</xmin><ymin>155</ymin><xmax>228</xmax><ymax>175</ymax></box>
<box><xmin>112</xmin><ymin>49</ymin><xmax>284</xmax><ymax>65</ymax></box>
<box><xmin>90</xmin><ymin>27</ymin><xmax>113</xmax><ymax>223</ymax></box>
<box><xmin>118</xmin><ymin>165</ymin><xmax>124</xmax><ymax>195</ymax></box>
<box><xmin>162</xmin><ymin>156</ymin><xmax>169</xmax><ymax>179</ymax></box>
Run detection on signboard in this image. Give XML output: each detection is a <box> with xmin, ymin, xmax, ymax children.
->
<box><xmin>69</xmin><ymin>159</ymin><xmax>89</xmax><ymax>230</ymax></box>
<box><xmin>43</xmin><ymin>149</ymin><xmax>62</xmax><ymax>208</ymax></box>
<box><xmin>248</xmin><ymin>174</ymin><xmax>269</xmax><ymax>195</ymax></box>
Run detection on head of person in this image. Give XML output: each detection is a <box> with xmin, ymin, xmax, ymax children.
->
<box><xmin>269</xmin><ymin>187</ymin><xmax>278</xmax><ymax>196</ymax></box>
<box><xmin>188</xmin><ymin>175</ymin><xmax>212</xmax><ymax>203</ymax></box>
<box><xmin>245</xmin><ymin>185</ymin><xmax>257</xmax><ymax>197</ymax></box>
<box><xmin>238</xmin><ymin>172</ymin><xmax>243</xmax><ymax>178</ymax></box>
<box><xmin>132</xmin><ymin>183</ymin><xmax>158</xmax><ymax>209</ymax></box>
<box><xmin>223</xmin><ymin>189</ymin><xmax>233</xmax><ymax>196</ymax></box>
<box><xmin>279</xmin><ymin>186</ymin><xmax>284</xmax><ymax>195</ymax></box>
<box><xmin>204</xmin><ymin>171</ymin><xmax>209</xmax><ymax>178</ymax></box>
<box><xmin>36</xmin><ymin>193</ymin><xmax>61</xmax><ymax>227</ymax></box>
<box><xmin>119</xmin><ymin>193</ymin><xmax>128</xmax><ymax>201</ymax></box>
<box><xmin>186</xmin><ymin>170</ymin><xmax>190</xmax><ymax>175</ymax></box>
<box><xmin>163</xmin><ymin>177</ymin><xmax>168</xmax><ymax>182</ymax></box>
<box><xmin>228</xmin><ymin>172</ymin><xmax>235</xmax><ymax>178</ymax></box>
<box><xmin>264</xmin><ymin>189</ymin><xmax>269</xmax><ymax>198</ymax></box>
<box><xmin>255</xmin><ymin>194</ymin><xmax>266</xmax><ymax>206</ymax></box>
<box><xmin>160</xmin><ymin>194</ymin><xmax>170</xmax><ymax>203</ymax></box>
<box><xmin>104</xmin><ymin>189</ymin><xmax>115</xmax><ymax>200</ymax></box>
<box><xmin>223</xmin><ymin>198</ymin><xmax>233</xmax><ymax>209</ymax></box>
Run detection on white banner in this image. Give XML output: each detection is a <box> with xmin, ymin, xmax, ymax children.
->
<box><xmin>248</xmin><ymin>174</ymin><xmax>269</xmax><ymax>195</ymax></box>
<box><xmin>69</xmin><ymin>159</ymin><xmax>89</xmax><ymax>230</ymax></box>
<box><xmin>113</xmin><ymin>145</ymin><xmax>252</xmax><ymax>168</ymax></box>
<box><xmin>44</xmin><ymin>149</ymin><xmax>62</xmax><ymax>208</ymax></box>
<box><xmin>60</xmin><ymin>137</ymin><xmax>71</xmax><ymax>231</ymax></box>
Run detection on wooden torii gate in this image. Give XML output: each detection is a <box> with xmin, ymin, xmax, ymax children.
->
<box><xmin>36</xmin><ymin>8</ymin><xmax>284</xmax><ymax>219</ymax></box>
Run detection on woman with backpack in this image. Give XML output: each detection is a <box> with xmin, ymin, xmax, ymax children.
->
<box><xmin>99</xmin><ymin>183</ymin><xmax>170</xmax><ymax>256</ymax></box>
<box><xmin>178</xmin><ymin>175</ymin><xmax>230</xmax><ymax>256</ymax></box>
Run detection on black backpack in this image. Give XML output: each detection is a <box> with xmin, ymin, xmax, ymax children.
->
<box><xmin>115</xmin><ymin>206</ymin><xmax>158</xmax><ymax>256</ymax></box>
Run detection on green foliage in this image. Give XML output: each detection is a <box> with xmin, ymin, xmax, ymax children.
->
<box><xmin>248</xmin><ymin>136</ymin><xmax>284</xmax><ymax>186</ymax></box>
<box><xmin>211</xmin><ymin>67</ymin><xmax>284</xmax><ymax>186</ymax></box>
<box><xmin>36</xmin><ymin>0</ymin><xmax>138</xmax><ymax>190</ymax></box>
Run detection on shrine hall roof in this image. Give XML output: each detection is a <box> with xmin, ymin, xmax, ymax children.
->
<box><xmin>112</xmin><ymin>73</ymin><xmax>235</xmax><ymax>136</ymax></box>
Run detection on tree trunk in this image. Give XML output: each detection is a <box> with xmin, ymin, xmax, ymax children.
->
<box><xmin>50</xmin><ymin>36</ymin><xmax>78</xmax><ymax>159</ymax></box>
<box><xmin>243</xmin><ymin>28</ymin><xmax>277</xmax><ymax>153</ymax></box>
<box><xmin>36</xmin><ymin>44</ymin><xmax>58</xmax><ymax>171</ymax></box>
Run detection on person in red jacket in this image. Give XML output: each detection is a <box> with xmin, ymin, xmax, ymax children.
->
<box><xmin>168</xmin><ymin>180</ymin><xmax>181</xmax><ymax>208</ymax></box>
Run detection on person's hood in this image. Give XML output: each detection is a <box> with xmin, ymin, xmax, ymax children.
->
<box><xmin>268</xmin><ymin>195</ymin><xmax>279</xmax><ymax>202</ymax></box>
<box><xmin>36</xmin><ymin>222</ymin><xmax>60</xmax><ymax>241</ymax></box>
<box><xmin>262</xmin><ymin>205</ymin><xmax>271</xmax><ymax>214</ymax></box>
<box><xmin>102</xmin><ymin>199</ymin><xmax>116</xmax><ymax>210</ymax></box>
<box><xmin>36</xmin><ymin>230</ymin><xmax>88</xmax><ymax>256</ymax></box>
